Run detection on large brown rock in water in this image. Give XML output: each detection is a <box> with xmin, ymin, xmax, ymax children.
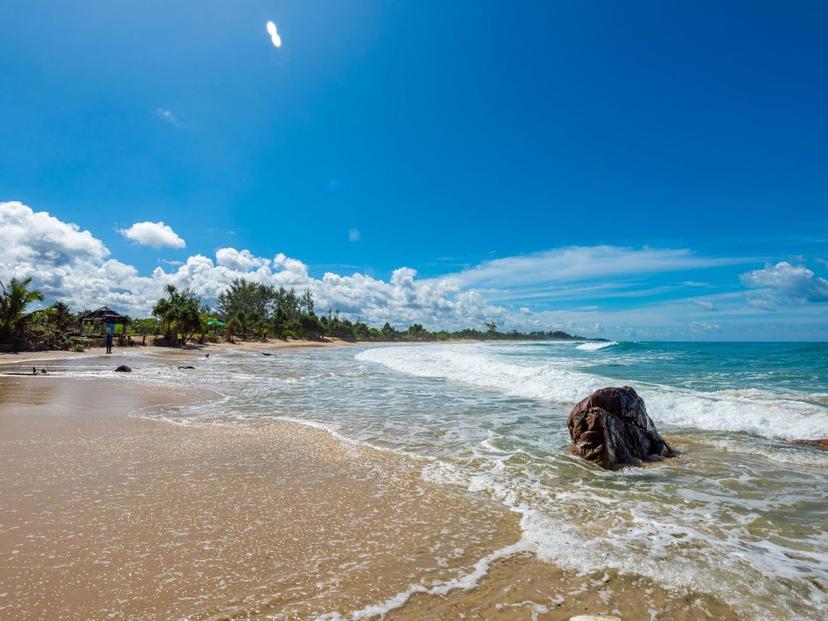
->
<box><xmin>568</xmin><ymin>386</ymin><xmax>675</xmax><ymax>469</ymax></box>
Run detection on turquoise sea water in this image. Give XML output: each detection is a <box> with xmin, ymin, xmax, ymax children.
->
<box><xmin>50</xmin><ymin>341</ymin><xmax>828</xmax><ymax>619</ymax></box>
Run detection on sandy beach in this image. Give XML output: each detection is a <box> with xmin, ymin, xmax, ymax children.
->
<box><xmin>0</xmin><ymin>338</ymin><xmax>348</xmax><ymax>368</ymax></box>
<box><xmin>0</xmin><ymin>347</ymin><xmax>744</xmax><ymax>620</ymax></box>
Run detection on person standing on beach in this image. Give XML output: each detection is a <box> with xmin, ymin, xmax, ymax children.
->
<box><xmin>106</xmin><ymin>331</ymin><xmax>113</xmax><ymax>354</ymax></box>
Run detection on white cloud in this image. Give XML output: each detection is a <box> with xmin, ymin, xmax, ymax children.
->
<box><xmin>0</xmin><ymin>202</ymin><xmax>494</xmax><ymax>322</ymax></box>
<box><xmin>693</xmin><ymin>299</ymin><xmax>716</xmax><ymax>310</ymax></box>
<box><xmin>266</xmin><ymin>21</ymin><xmax>282</xmax><ymax>48</ymax></box>
<box><xmin>740</xmin><ymin>261</ymin><xmax>828</xmax><ymax>307</ymax></box>
<box><xmin>0</xmin><ymin>201</ymin><xmax>108</xmax><ymax>265</ymax></box>
<box><xmin>690</xmin><ymin>321</ymin><xmax>720</xmax><ymax>332</ymax></box>
<box><xmin>446</xmin><ymin>246</ymin><xmax>748</xmax><ymax>289</ymax></box>
<box><xmin>155</xmin><ymin>108</ymin><xmax>180</xmax><ymax>126</ymax></box>
<box><xmin>348</xmin><ymin>228</ymin><xmax>361</xmax><ymax>242</ymax></box>
<box><xmin>215</xmin><ymin>248</ymin><xmax>270</xmax><ymax>272</ymax></box>
<box><xmin>120</xmin><ymin>221</ymin><xmax>186</xmax><ymax>249</ymax></box>
<box><xmin>2</xmin><ymin>201</ymin><xmax>827</xmax><ymax>340</ymax></box>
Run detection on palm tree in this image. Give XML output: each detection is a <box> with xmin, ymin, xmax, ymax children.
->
<box><xmin>152</xmin><ymin>285</ymin><xmax>201</xmax><ymax>345</ymax></box>
<box><xmin>0</xmin><ymin>277</ymin><xmax>45</xmax><ymax>343</ymax></box>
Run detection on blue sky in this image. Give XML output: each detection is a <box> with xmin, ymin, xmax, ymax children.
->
<box><xmin>1</xmin><ymin>1</ymin><xmax>826</xmax><ymax>339</ymax></box>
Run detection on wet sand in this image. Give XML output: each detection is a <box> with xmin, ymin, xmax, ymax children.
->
<box><xmin>0</xmin><ymin>338</ymin><xmax>347</xmax><ymax>369</ymax></box>
<box><xmin>0</xmin><ymin>370</ymin><xmax>740</xmax><ymax>620</ymax></box>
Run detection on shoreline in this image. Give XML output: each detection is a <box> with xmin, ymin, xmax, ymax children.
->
<box><xmin>0</xmin><ymin>337</ymin><xmax>351</xmax><ymax>369</ymax></box>
<box><xmin>0</xmin><ymin>348</ymin><xmax>741</xmax><ymax>619</ymax></box>
<box><xmin>0</xmin><ymin>336</ymin><xmax>608</xmax><ymax>370</ymax></box>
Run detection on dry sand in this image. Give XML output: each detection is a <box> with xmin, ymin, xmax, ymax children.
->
<box><xmin>0</xmin><ymin>366</ymin><xmax>740</xmax><ymax>620</ymax></box>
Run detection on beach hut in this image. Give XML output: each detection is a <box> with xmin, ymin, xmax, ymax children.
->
<box><xmin>80</xmin><ymin>306</ymin><xmax>131</xmax><ymax>340</ymax></box>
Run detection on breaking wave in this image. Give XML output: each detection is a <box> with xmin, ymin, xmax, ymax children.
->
<box><xmin>356</xmin><ymin>345</ymin><xmax>828</xmax><ymax>441</ymax></box>
<box><xmin>575</xmin><ymin>340</ymin><xmax>617</xmax><ymax>351</ymax></box>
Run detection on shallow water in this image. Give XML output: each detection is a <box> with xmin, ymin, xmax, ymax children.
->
<box><xmin>40</xmin><ymin>341</ymin><xmax>828</xmax><ymax>619</ymax></box>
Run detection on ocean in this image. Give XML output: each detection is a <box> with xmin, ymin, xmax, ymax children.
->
<box><xmin>125</xmin><ymin>341</ymin><xmax>828</xmax><ymax>619</ymax></box>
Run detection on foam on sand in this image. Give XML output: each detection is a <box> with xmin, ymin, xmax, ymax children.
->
<box><xmin>317</xmin><ymin>541</ymin><xmax>533</xmax><ymax>621</ymax></box>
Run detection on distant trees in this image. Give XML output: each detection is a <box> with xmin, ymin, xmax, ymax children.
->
<box><xmin>0</xmin><ymin>273</ymin><xmax>599</xmax><ymax>351</ymax></box>
<box><xmin>216</xmin><ymin>279</ymin><xmax>272</xmax><ymax>337</ymax></box>
<box><xmin>382</xmin><ymin>322</ymin><xmax>398</xmax><ymax>341</ymax></box>
<box><xmin>0</xmin><ymin>279</ymin><xmax>91</xmax><ymax>350</ymax></box>
<box><xmin>407</xmin><ymin>323</ymin><xmax>427</xmax><ymax>341</ymax></box>
<box><xmin>50</xmin><ymin>301</ymin><xmax>74</xmax><ymax>334</ymax></box>
<box><xmin>131</xmin><ymin>318</ymin><xmax>161</xmax><ymax>345</ymax></box>
<box><xmin>152</xmin><ymin>285</ymin><xmax>202</xmax><ymax>345</ymax></box>
<box><xmin>215</xmin><ymin>278</ymin><xmax>322</xmax><ymax>340</ymax></box>
<box><xmin>0</xmin><ymin>277</ymin><xmax>44</xmax><ymax>345</ymax></box>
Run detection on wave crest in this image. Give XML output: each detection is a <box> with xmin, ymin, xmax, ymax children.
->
<box><xmin>575</xmin><ymin>341</ymin><xmax>617</xmax><ymax>351</ymax></box>
<box><xmin>356</xmin><ymin>345</ymin><xmax>828</xmax><ymax>441</ymax></box>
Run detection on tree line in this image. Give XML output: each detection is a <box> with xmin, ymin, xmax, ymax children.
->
<box><xmin>0</xmin><ymin>276</ymin><xmax>594</xmax><ymax>351</ymax></box>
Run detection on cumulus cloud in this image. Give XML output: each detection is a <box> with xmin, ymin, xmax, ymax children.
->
<box><xmin>0</xmin><ymin>202</ymin><xmax>503</xmax><ymax>324</ymax></box>
<box><xmin>348</xmin><ymin>228</ymin><xmax>360</xmax><ymax>242</ymax></box>
<box><xmin>0</xmin><ymin>201</ymin><xmax>109</xmax><ymax>265</ymax></box>
<box><xmin>266</xmin><ymin>21</ymin><xmax>282</xmax><ymax>48</ymax></box>
<box><xmin>5</xmin><ymin>201</ymin><xmax>824</xmax><ymax>340</ymax></box>
<box><xmin>120</xmin><ymin>221</ymin><xmax>186</xmax><ymax>249</ymax></box>
<box><xmin>155</xmin><ymin>108</ymin><xmax>180</xmax><ymax>126</ymax></box>
<box><xmin>740</xmin><ymin>261</ymin><xmax>828</xmax><ymax>308</ymax></box>
<box><xmin>215</xmin><ymin>248</ymin><xmax>270</xmax><ymax>272</ymax></box>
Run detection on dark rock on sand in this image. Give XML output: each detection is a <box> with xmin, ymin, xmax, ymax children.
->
<box><xmin>261</xmin><ymin>352</ymin><xmax>272</xmax><ymax>356</ymax></box>
<box><xmin>791</xmin><ymin>439</ymin><xmax>828</xmax><ymax>451</ymax></box>
<box><xmin>178</xmin><ymin>365</ymin><xmax>195</xmax><ymax>370</ymax></box>
<box><xmin>114</xmin><ymin>365</ymin><xmax>131</xmax><ymax>373</ymax></box>
<box><xmin>568</xmin><ymin>386</ymin><xmax>675</xmax><ymax>470</ymax></box>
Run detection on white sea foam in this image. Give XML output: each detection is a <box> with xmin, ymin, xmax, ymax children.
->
<box><xmin>113</xmin><ymin>342</ymin><xmax>825</xmax><ymax>620</ymax></box>
<box><xmin>422</xmin><ymin>455</ymin><xmax>828</xmax><ymax>620</ymax></box>
<box><xmin>575</xmin><ymin>340</ymin><xmax>617</xmax><ymax>351</ymax></box>
<box><xmin>697</xmin><ymin>437</ymin><xmax>828</xmax><ymax>467</ymax></box>
<box><xmin>316</xmin><ymin>540</ymin><xmax>532</xmax><ymax>621</ymax></box>
<box><xmin>356</xmin><ymin>345</ymin><xmax>828</xmax><ymax>441</ymax></box>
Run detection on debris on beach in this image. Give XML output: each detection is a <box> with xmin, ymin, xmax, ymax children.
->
<box><xmin>114</xmin><ymin>365</ymin><xmax>131</xmax><ymax>372</ymax></box>
<box><xmin>568</xmin><ymin>386</ymin><xmax>674</xmax><ymax>470</ymax></box>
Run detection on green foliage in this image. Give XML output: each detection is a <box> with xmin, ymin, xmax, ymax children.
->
<box><xmin>131</xmin><ymin>317</ymin><xmax>160</xmax><ymax>344</ymax></box>
<box><xmin>0</xmin><ymin>277</ymin><xmax>45</xmax><ymax>346</ymax></box>
<box><xmin>152</xmin><ymin>285</ymin><xmax>202</xmax><ymax>345</ymax></box>
<box><xmin>0</xmin><ymin>273</ymin><xmax>602</xmax><ymax>351</ymax></box>
<box><xmin>215</xmin><ymin>278</ymin><xmax>322</xmax><ymax>340</ymax></box>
